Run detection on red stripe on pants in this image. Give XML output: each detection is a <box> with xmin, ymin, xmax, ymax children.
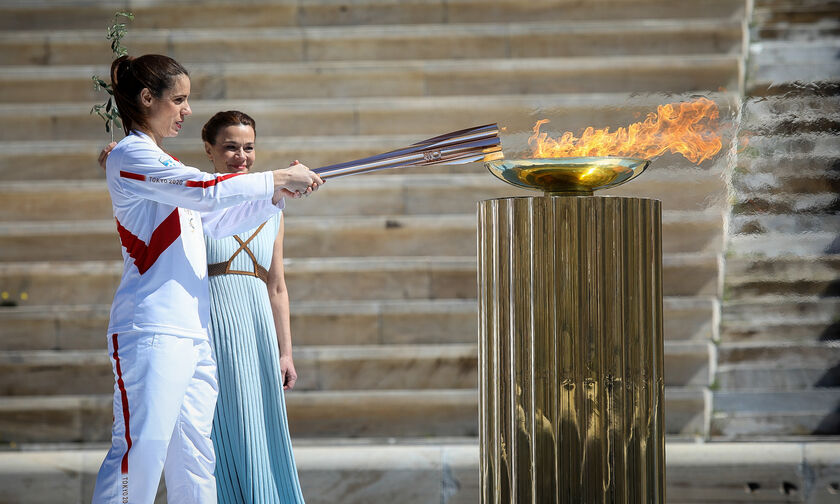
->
<box><xmin>112</xmin><ymin>334</ymin><xmax>133</xmax><ymax>474</ymax></box>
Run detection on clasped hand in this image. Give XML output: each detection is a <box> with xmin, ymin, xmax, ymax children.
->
<box><xmin>273</xmin><ymin>160</ymin><xmax>324</xmax><ymax>200</ymax></box>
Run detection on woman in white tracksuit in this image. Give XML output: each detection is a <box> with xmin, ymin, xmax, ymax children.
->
<box><xmin>91</xmin><ymin>54</ymin><xmax>323</xmax><ymax>504</ymax></box>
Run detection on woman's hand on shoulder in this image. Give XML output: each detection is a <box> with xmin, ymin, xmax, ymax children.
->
<box><xmin>98</xmin><ymin>141</ymin><xmax>117</xmax><ymax>171</ymax></box>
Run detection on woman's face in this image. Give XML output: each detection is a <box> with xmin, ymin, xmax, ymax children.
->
<box><xmin>204</xmin><ymin>124</ymin><xmax>256</xmax><ymax>174</ymax></box>
<box><xmin>144</xmin><ymin>73</ymin><xmax>192</xmax><ymax>141</ymax></box>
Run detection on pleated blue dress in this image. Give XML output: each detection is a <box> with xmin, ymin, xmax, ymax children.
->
<box><xmin>205</xmin><ymin>213</ymin><xmax>305</xmax><ymax>504</ymax></box>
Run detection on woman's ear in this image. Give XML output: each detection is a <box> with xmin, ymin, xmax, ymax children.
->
<box><xmin>139</xmin><ymin>88</ymin><xmax>153</xmax><ymax>108</ymax></box>
<box><xmin>204</xmin><ymin>141</ymin><xmax>214</xmax><ymax>161</ymax></box>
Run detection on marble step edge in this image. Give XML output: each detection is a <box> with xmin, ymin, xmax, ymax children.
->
<box><xmin>0</xmin><ymin>169</ymin><xmax>727</xmax><ymax>193</ymax></box>
<box><xmin>0</xmin><ymin>341</ymin><xmax>713</xmax><ymax>367</ymax></box>
<box><xmin>721</xmin><ymin>318</ymin><xmax>838</xmax><ymax>334</ymax></box>
<box><xmin>0</xmin><ymin>389</ymin><xmax>707</xmax><ymax>440</ymax></box>
<box><xmin>722</xmin><ymin>295</ymin><xmax>840</xmax><ymax>320</ymax></box>
<box><xmin>0</xmin><ymin>90</ymin><xmax>738</xmax><ymax>115</ymax></box>
<box><xmin>1</xmin><ymin>141</ymin><xmax>729</xmax><ymax>177</ymax></box>
<box><xmin>0</xmin><ymin>389</ymin><xmax>470</xmax><ymax>412</ymax></box>
<box><xmin>724</xmin><ymin>254</ymin><xmax>840</xmax><ymax>268</ymax></box>
<box><xmin>0</xmin><ymin>295</ymin><xmax>717</xmax><ymax>321</ymax></box>
<box><xmin>741</xmin><ymin>114</ymin><xmax>840</xmax><ymax>137</ymax></box>
<box><xmin>0</xmin><ymin>210</ymin><xmax>724</xmax><ymax>234</ymax></box>
<box><xmin>0</xmin><ymin>17</ymin><xmax>742</xmax><ymax>41</ymax></box>
<box><xmin>0</xmin><ymin>253</ymin><xmax>721</xmax><ymax>275</ymax></box>
<box><xmin>711</xmin><ymin>388</ymin><xmax>840</xmax><ymax>413</ymax></box>
<box><xmin>729</xmin><ymin>214</ymin><xmax>840</xmax><ymax>233</ymax></box>
<box><xmin>732</xmin><ymin>191</ymin><xmax>839</xmax><ymax>205</ymax></box>
<box><xmin>0</xmin><ymin>439</ymin><xmax>837</xmax><ymax>463</ymax></box>
<box><xmin>0</xmin><ymin>0</ymin><xmax>745</xmax><ymax>9</ymax></box>
<box><xmin>715</xmin><ymin>339</ymin><xmax>840</xmax><ymax>356</ymax></box>
<box><xmin>741</xmin><ymin>130</ymin><xmax>840</xmax><ymax>145</ymax></box>
<box><xmin>743</xmin><ymin>92</ymin><xmax>840</xmax><ymax>109</ymax></box>
<box><xmin>5</xmin><ymin>441</ymin><xmax>840</xmax><ymax>500</ymax></box>
<box><xmin>0</xmin><ymin>0</ymin><xmax>749</xmax><ymax>28</ymax></box>
<box><xmin>0</xmin><ymin>387</ymin><xmax>708</xmax><ymax>411</ymax></box>
<box><xmin>0</xmin><ymin>53</ymin><xmax>741</xmax><ymax>78</ymax></box>
<box><xmin>737</xmin><ymin>153</ymin><xmax>840</xmax><ymax>170</ymax></box>
<box><xmin>7</xmin><ymin>441</ymin><xmax>840</xmax><ymax>504</ymax></box>
<box><xmin>726</xmin><ymin>233</ymin><xmax>839</xmax><ymax>258</ymax></box>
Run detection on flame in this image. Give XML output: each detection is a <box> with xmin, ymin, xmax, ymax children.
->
<box><xmin>528</xmin><ymin>97</ymin><xmax>723</xmax><ymax>164</ymax></box>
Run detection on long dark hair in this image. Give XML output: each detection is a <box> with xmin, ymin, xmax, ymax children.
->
<box><xmin>110</xmin><ymin>54</ymin><xmax>189</xmax><ymax>135</ymax></box>
<box><xmin>201</xmin><ymin>110</ymin><xmax>257</xmax><ymax>145</ymax></box>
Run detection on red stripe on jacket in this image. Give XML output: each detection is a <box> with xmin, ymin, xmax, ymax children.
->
<box><xmin>116</xmin><ymin>209</ymin><xmax>181</xmax><ymax>274</ymax></box>
<box><xmin>119</xmin><ymin>171</ymin><xmax>146</xmax><ymax>181</ymax></box>
<box><xmin>112</xmin><ymin>334</ymin><xmax>133</xmax><ymax>474</ymax></box>
<box><xmin>185</xmin><ymin>172</ymin><xmax>244</xmax><ymax>188</ymax></box>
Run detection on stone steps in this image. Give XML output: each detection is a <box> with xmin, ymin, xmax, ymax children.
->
<box><xmin>745</xmin><ymin>132</ymin><xmax>839</xmax><ymax>158</ymax></box>
<box><xmin>0</xmin><ymin>253</ymin><xmax>721</xmax><ymax>305</ymax></box>
<box><xmin>0</xmin><ymin>133</ymin><xmax>726</xmax><ymax>181</ymax></box>
<box><xmin>733</xmin><ymin>158</ymin><xmax>840</xmax><ymax>195</ymax></box>
<box><xmin>723</xmin><ymin>296</ymin><xmax>840</xmax><ymax>322</ymax></box>
<box><xmin>722</xmin><ymin>319</ymin><xmax>840</xmax><ymax>344</ymax></box>
<box><xmin>732</xmin><ymin>192</ymin><xmax>838</xmax><ymax>215</ymax></box>
<box><xmin>710</xmin><ymin>389</ymin><xmax>840</xmax><ymax>438</ymax></box>
<box><xmin>0</xmin><ymin>171</ymin><xmax>728</xmax><ymax>224</ymax></box>
<box><xmin>0</xmin><ymin>387</ymin><xmax>706</xmax><ymax>444</ymax></box>
<box><xmin>722</xmin><ymin>296</ymin><xmax>840</xmax><ymax>343</ymax></box>
<box><xmin>0</xmin><ymin>296</ymin><xmax>718</xmax><ymax>351</ymax></box>
<box><xmin>727</xmin><ymin>232</ymin><xmax>838</xmax><ymax>257</ymax></box>
<box><xmin>0</xmin><ymin>19</ymin><xmax>743</xmax><ymax>67</ymax></box>
<box><xmin>7</xmin><ymin>440</ymin><xmax>840</xmax><ymax>504</ymax></box>
<box><xmin>0</xmin><ymin>91</ymin><xmax>738</xmax><ymax>142</ymax></box>
<box><xmin>747</xmin><ymin>40</ymin><xmax>840</xmax><ymax>92</ymax></box>
<box><xmin>0</xmin><ymin>340</ymin><xmax>711</xmax><ymax>397</ymax></box>
<box><xmin>744</xmin><ymin>94</ymin><xmax>840</xmax><ymax>117</ymax></box>
<box><xmin>0</xmin><ymin>210</ymin><xmax>724</xmax><ymax>261</ymax></box>
<box><xmin>0</xmin><ymin>54</ymin><xmax>741</xmax><ymax>103</ymax></box>
<box><xmin>0</xmin><ymin>0</ymin><xmax>748</xmax><ymax>31</ymax></box>
<box><xmin>746</xmin><ymin>113</ymin><xmax>840</xmax><ymax>137</ymax></box>
<box><xmin>730</xmin><ymin>214</ymin><xmax>840</xmax><ymax>235</ymax></box>
<box><xmin>725</xmin><ymin>256</ymin><xmax>840</xmax><ymax>298</ymax></box>
<box><xmin>732</xmin><ymin>172</ymin><xmax>840</xmax><ymax>198</ymax></box>
<box><xmin>715</xmin><ymin>0</ymin><xmax>840</xmax><ymax>441</ymax></box>
<box><xmin>715</xmin><ymin>342</ymin><xmax>840</xmax><ymax>390</ymax></box>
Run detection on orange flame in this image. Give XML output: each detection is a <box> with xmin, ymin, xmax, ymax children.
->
<box><xmin>528</xmin><ymin>97</ymin><xmax>723</xmax><ymax>164</ymax></box>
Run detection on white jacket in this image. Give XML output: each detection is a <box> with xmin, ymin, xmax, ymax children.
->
<box><xmin>105</xmin><ymin>130</ymin><xmax>283</xmax><ymax>338</ymax></box>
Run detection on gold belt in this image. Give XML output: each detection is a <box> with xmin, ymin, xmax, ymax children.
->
<box><xmin>206</xmin><ymin>222</ymin><xmax>269</xmax><ymax>284</ymax></box>
<box><xmin>207</xmin><ymin>261</ymin><xmax>269</xmax><ymax>284</ymax></box>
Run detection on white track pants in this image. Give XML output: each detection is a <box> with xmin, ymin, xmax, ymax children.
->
<box><xmin>92</xmin><ymin>332</ymin><xmax>219</xmax><ymax>504</ymax></box>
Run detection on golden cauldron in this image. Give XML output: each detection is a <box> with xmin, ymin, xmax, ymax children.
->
<box><xmin>485</xmin><ymin>156</ymin><xmax>649</xmax><ymax>196</ymax></box>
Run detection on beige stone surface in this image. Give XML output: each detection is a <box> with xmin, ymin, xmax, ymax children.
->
<box><xmin>0</xmin><ymin>0</ymin><xmax>747</xmax><ymax>31</ymax></box>
<box><xmin>0</xmin><ymin>340</ymin><xmax>711</xmax><ymax>398</ymax></box>
<box><xmin>0</xmin><ymin>296</ymin><xmax>714</xmax><ymax>352</ymax></box>
<box><xmin>0</xmin><ymin>253</ymin><xmax>719</xmax><ymax>306</ymax></box>
<box><xmin>7</xmin><ymin>440</ymin><xmax>840</xmax><ymax>504</ymax></box>
<box><xmin>0</xmin><ymin>54</ymin><xmax>740</xmax><ymax>103</ymax></box>
<box><xmin>0</xmin><ymin>384</ymin><xmax>707</xmax><ymax>444</ymax></box>
<box><xmin>710</xmin><ymin>389</ymin><xmax>840</xmax><ymax>438</ymax></box>
<box><xmin>0</xmin><ymin>19</ymin><xmax>745</xmax><ymax>66</ymax></box>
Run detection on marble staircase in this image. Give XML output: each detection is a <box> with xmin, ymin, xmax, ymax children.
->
<box><xmin>715</xmin><ymin>0</ymin><xmax>840</xmax><ymax>442</ymax></box>
<box><xmin>2</xmin><ymin>0</ymin><xmax>836</xmax><ymax>502</ymax></box>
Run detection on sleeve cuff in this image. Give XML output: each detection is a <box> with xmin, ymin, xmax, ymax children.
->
<box><xmin>261</xmin><ymin>171</ymin><xmax>275</xmax><ymax>199</ymax></box>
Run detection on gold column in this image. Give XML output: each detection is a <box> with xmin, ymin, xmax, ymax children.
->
<box><xmin>478</xmin><ymin>195</ymin><xmax>664</xmax><ymax>503</ymax></box>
